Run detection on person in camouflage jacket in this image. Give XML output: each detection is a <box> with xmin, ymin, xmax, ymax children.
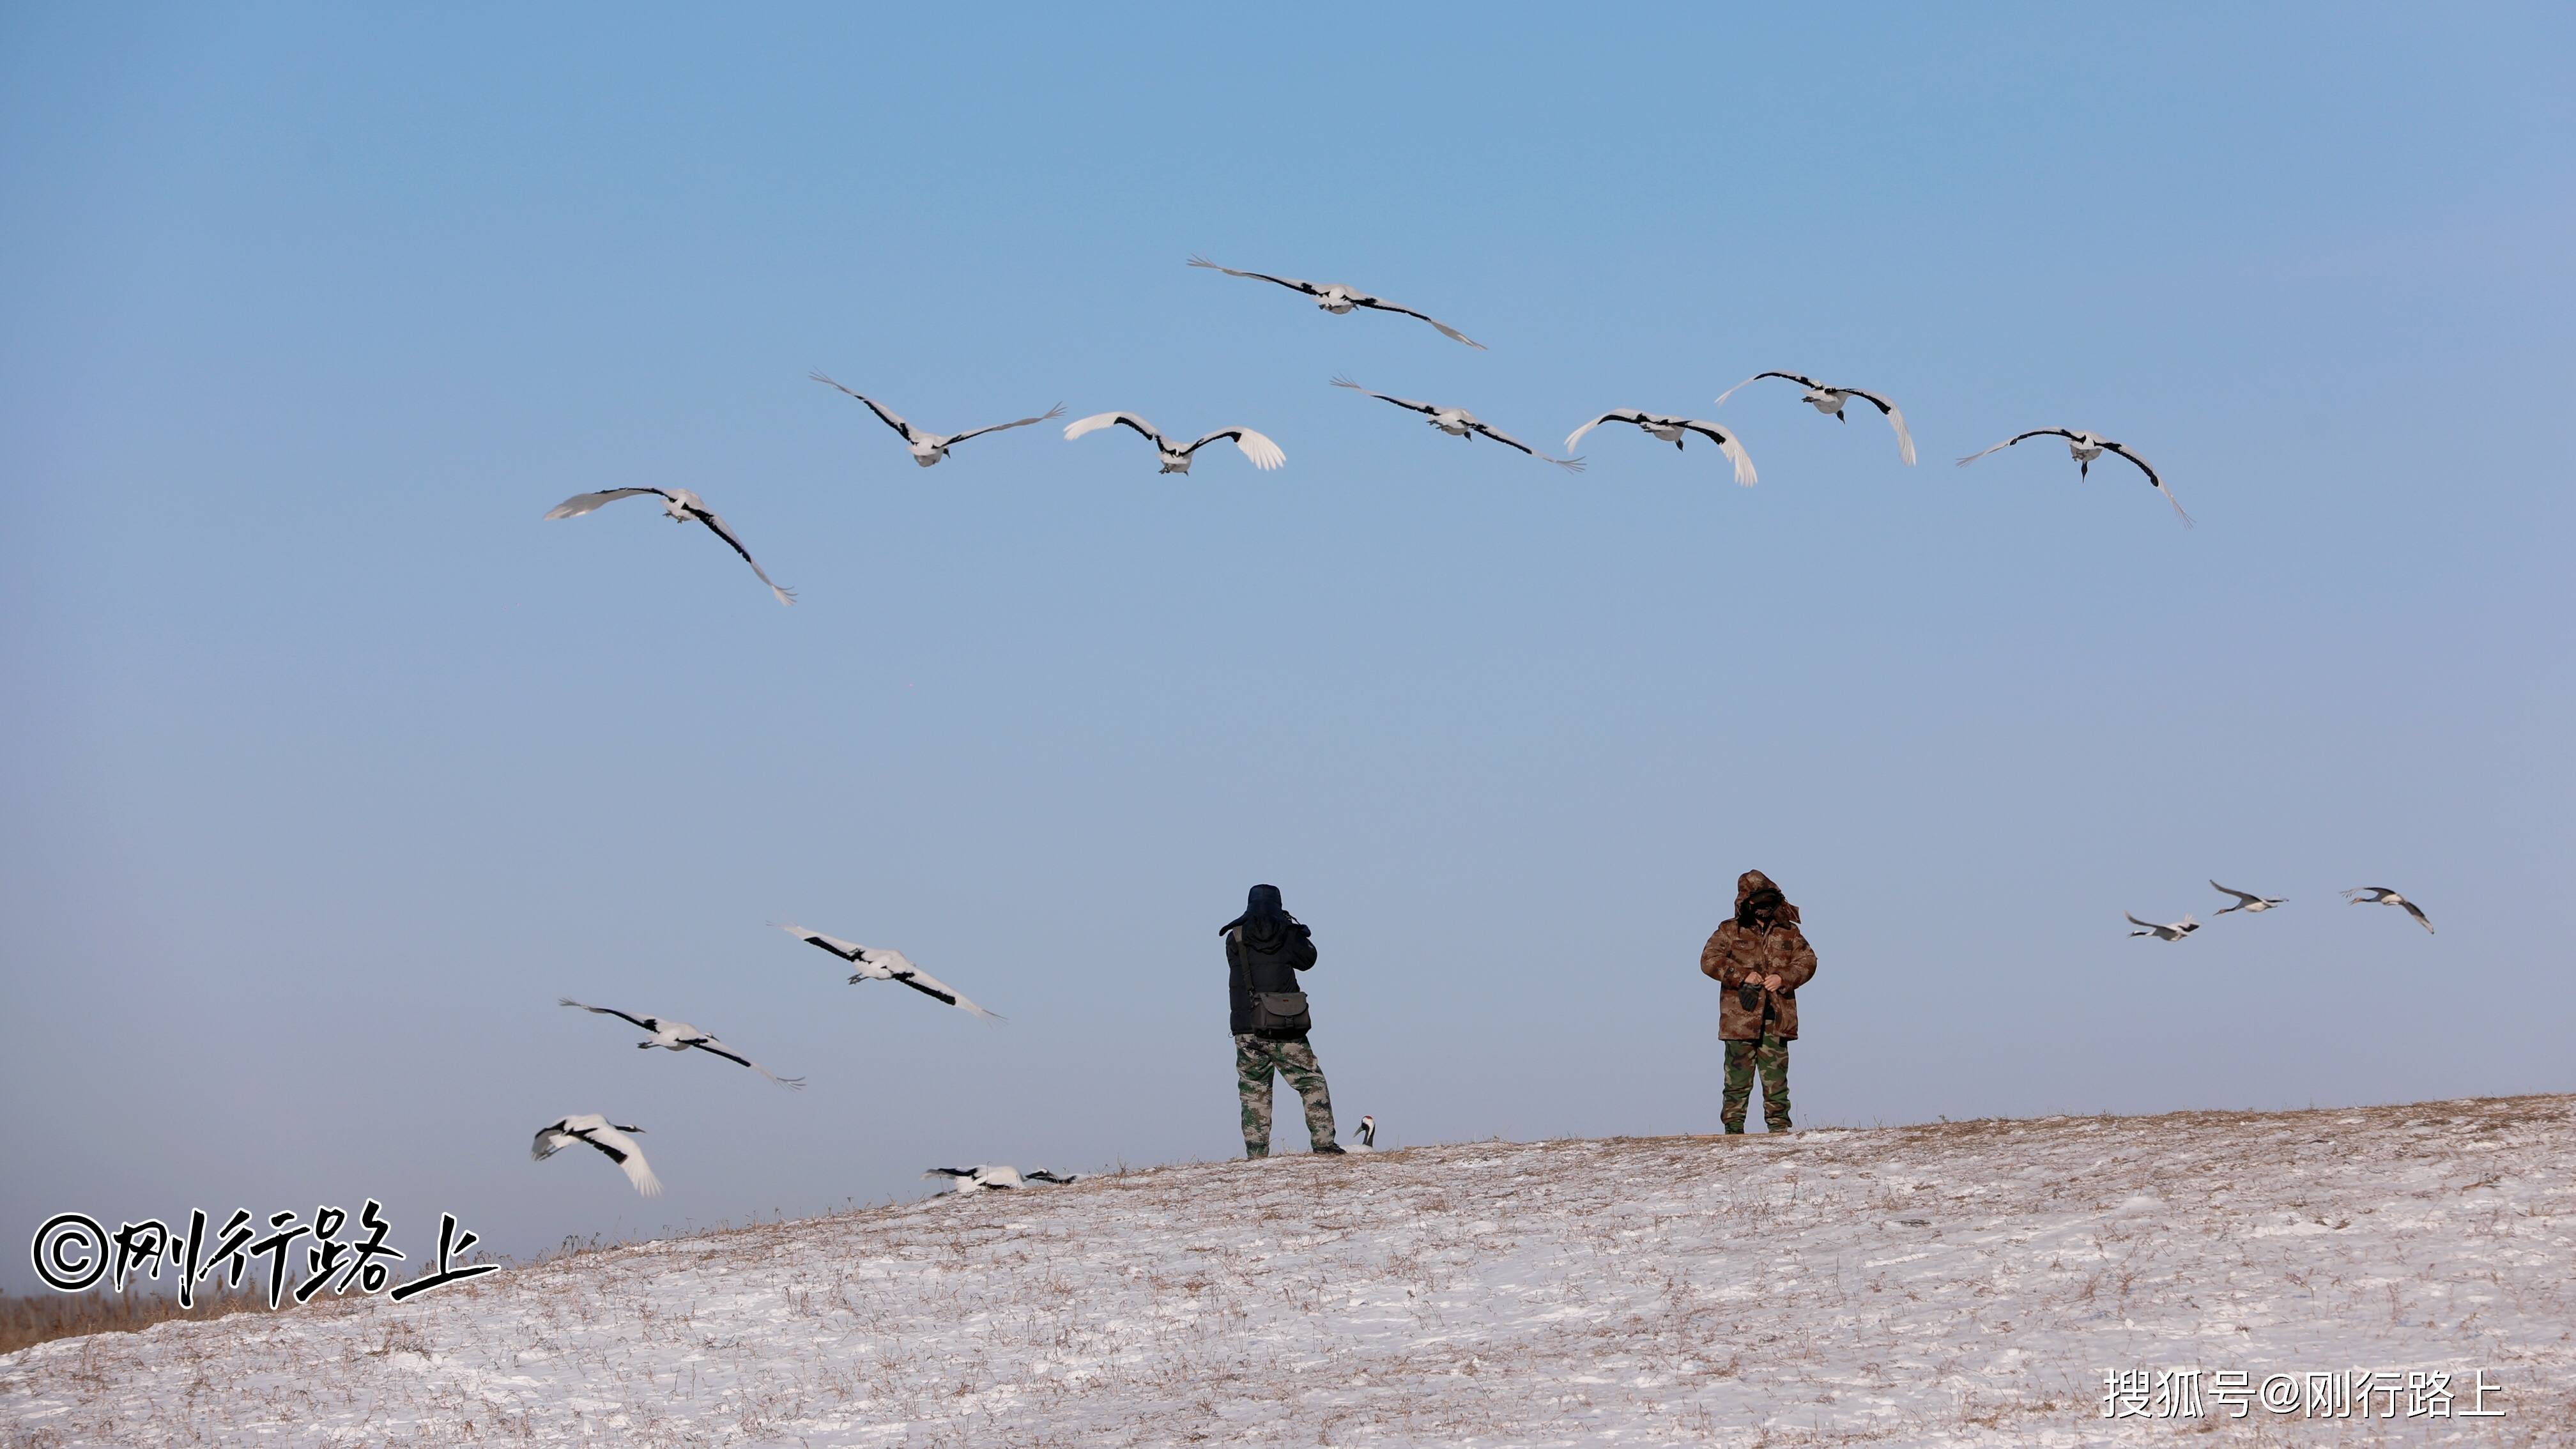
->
<box><xmin>1699</xmin><ymin>869</ymin><xmax>1818</xmax><ymax>1133</ymax></box>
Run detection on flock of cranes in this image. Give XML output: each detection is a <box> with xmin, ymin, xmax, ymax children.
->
<box><xmin>2125</xmin><ymin>881</ymin><xmax>2438</xmax><ymax>943</ymax></box>
<box><xmin>521</xmin><ymin>250</ymin><xmax>2419</xmax><ymax>1197</ymax></box>
<box><xmin>540</xmin><ymin>254</ymin><xmax>2200</xmax><ymax>606</ymax></box>
<box><xmin>530</xmin><ymin>923</ymin><xmax>1046</xmax><ymax>1197</ymax></box>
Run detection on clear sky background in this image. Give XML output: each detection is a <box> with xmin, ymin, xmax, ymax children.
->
<box><xmin>3</xmin><ymin>6</ymin><xmax>2570</xmax><ymax>1287</ymax></box>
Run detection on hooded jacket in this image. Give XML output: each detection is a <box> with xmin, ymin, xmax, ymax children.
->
<box><xmin>1698</xmin><ymin>870</ymin><xmax>1818</xmax><ymax>1041</ymax></box>
<box><xmin>1222</xmin><ymin>884</ymin><xmax>1317</xmax><ymax>1037</ymax></box>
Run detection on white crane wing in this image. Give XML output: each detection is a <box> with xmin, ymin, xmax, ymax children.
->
<box><xmin>687</xmin><ymin>506</ymin><xmax>797</xmax><ymax>606</ymax></box>
<box><xmin>684</xmin><ymin>1035</ymin><xmax>806</xmax><ymax>1088</ymax></box>
<box><xmin>1185</xmin><ymin>427</ymin><xmax>1285</xmax><ymax>471</ymax></box>
<box><xmin>1839</xmin><ymin>387</ymin><xmax>1917</xmax><ymax>464</ymax></box>
<box><xmin>808</xmin><ymin>373</ymin><xmax>920</xmax><ymax>443</ymax></box>
<box><xmin>580</xmin><ymin>1124</ymin><xmax>663</xmax><ymax>1197</ymax></box>
<box><xmin>1465</xmin><ymin>419</ymin><xmax>1584</xmax><ymax>472</ymax></box>
<box><xmin>1565</xmin><ymin>410</ymin><xmax>1645</xmax><ymax>454</ymax></box>
<box><xmin>1064</xmin><ymin>411</ymin><xmax>1170</xmax><ymax>451</ymax></box>
<box><xmin>1347</xmin><ymin>291</ymin><xmax>1486</xmax><ymax>349</ymax></box>
<box><xmin>1712</xmin><ymin>372</ymin><xmax>1816</xmax><ymax>408</ymax></box>
<box><xmin>558</xmin><ymin>997</ymin><xmax>659</xmax><ymax>1032</ymax></box>
<box><xmin>885</xmin><ymin>963</ymin><xmax>1003</xmax><ymax>1019</ymax></box>
<box><xmin>1956</xmin><ymin>429</ymin><xmax>2076</xmax><ymax>466</ymax></box>
<box><xmin>778</xmin><ymin>922</ymin><xmax>871</xmax><ymax>962</ymax></box>
<box><xmin>1186</xmin><ymin>256</ymin><xmax>1322</xmax><ymax>296</ymax></box>
<box><xmin>1330</xmin><ymin>376</ymin><xmax>1439</xmax><ymax>415</ymax></box>
<box><xmin>1463</xmin><ymin>420</ymin><xmax>1537</xmax><ymax>456</ymax></box>
<box><xmin>1679</xmin><ymin>420</ymin><xmax>1758</xmax><ymax>486</ymax></box>
<box><xmin>944</xmin><ymin>404</ymin><xmax>1066</xmax><ymax>447</ymax></box>
<box><xmin>543</xmin><ymin>487</ymin><xmax>673</xmax><ymax>520</ymax></box>
<box><xmin>2099</xmin><ymin>439</ymin><xmax>2191</xmax><ymax>528</ymax></box>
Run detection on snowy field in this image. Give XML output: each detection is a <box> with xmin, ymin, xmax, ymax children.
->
<box><xmin>5</xmin><ymin>1094</ymin><xmax>2570</xmax><ymax>1446</ymax></box>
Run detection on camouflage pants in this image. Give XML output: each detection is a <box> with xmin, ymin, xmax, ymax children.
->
<box><xmin>1722</xmin><ymin>1032</ymin><xmax>1791</xmax><ymax>1133</ymax></box>
<box><xmin>1235</xmin><ymin>1034</ymin><xmax>1336</xmax><ymax>1157</ymax></box>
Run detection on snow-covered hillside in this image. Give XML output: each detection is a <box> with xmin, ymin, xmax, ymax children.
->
<box><xmin>7</xmin><ymin>1094</ymin><xmax>2570</xmax><ymax>1446</ymax></box>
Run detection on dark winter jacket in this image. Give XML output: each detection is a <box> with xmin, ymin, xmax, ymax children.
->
<box><xmin>1222</xmin><ymin>884</ymin><xmax>1316</xmax><ymax>1038</ymax></box>
<box><xmin>1698</xmin><ymin>869</ymin><xmax>1819</xmax><ymax>1041</ymax></box>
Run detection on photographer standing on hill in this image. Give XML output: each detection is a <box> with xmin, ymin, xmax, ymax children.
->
<box><xmin>1223</xmin><ymin>883</ymin><xmax>1342</xmax><ymax>1158</ymax></box>
<box><xmin>1699</xmin><ymin>870</ymin><xmax>1819</xmax><ymax>1134</ymax></box>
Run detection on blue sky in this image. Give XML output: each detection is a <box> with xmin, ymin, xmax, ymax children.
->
<box><xmin>3</xmin><ymin>5</ymin><xmax>2570</xmax><ymax>1285</ymax></box>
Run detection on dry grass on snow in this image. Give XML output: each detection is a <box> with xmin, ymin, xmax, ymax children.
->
<box><xmin>0</xmin><ymin>1285</ymin><xmax>309</xmax><ymax>1360</ymax></box>
<box><xmin>4</xmin><ymin>1094</ymin><xmax>2572</xmax><ymax>1446</ymax></box>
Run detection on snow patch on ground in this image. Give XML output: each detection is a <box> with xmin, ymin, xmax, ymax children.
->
<box><xmin>6</xmin><ymin>1094</ymin><xmax>2571</xmax><ymax>1445</ymax></box>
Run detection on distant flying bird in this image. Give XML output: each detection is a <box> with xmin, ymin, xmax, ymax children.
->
<box><xmin>923</xmin><ymin>1165</ymin><xmax>1078</xmax><ymax>1193</ymax></box>
<box><xmin>1330</xmin><ymin>378</ymin><xmax>1582</xmax><ymax>471</ymax></box>
<box><xmin>809</xmin><ymin>372</ymin><xmax>1063</xmax><ymax>468</ymax></box>
<box><xmin>542</xmin><ymin>487</ymin><xmax>796</xmax><ymax>605</ymax></box>
<box><xmin>1956</xmin><ymin>429</ymin><xmax>2191</xmax><ymax>526</ymax></box>
<box><xmin>776</xmin><ymin>923</ymin><xmax>1004</xmax><ymax>1019</ymax></box>
<box><xmin>1347</xmin><ymin>1114</ymin><xmax>1378</xmax><ymax>1153</ymax></box>
<box><xmin>1064</xmin><ymin>412</ymin><xmax>1284</xmax><ymax>475</ymax></box>
<box><xmin>1187</xmin><ymin>256</ymin><xmax>1484</xmax><ymax>348</ymax></box>
<box><xmin>1713</xmin><ymin>372</ymin><xmax>1916</xmax><ymax>464</ymax></box>
<box><xmin>558</xmin><ymin>998</ymin><xmax>804</xmax><ymax>1088</ymax></box>
<box><xmin>2209</xmin><ymin>882</ymin><xmax>2286</xmax><ymax>915</ymax></box>
<box><xmin>2126</xmin><ymin>912</ymin><xmax>2201</xmax><ymax>941</ymax></box>
<box><xmin>1564</xmin><ymin>410</ymin><xmax>1758</xmax><ymax>486</ymax></box>
<box><xmin>531</xmin><ymin>1114</ymin><xmax>662</xmax><ymax>1197</ymax></box>
<box><xmin>2343</xmin><ymin>887</ymin><xmax>2435</xmax><ymax>934</ymax></box>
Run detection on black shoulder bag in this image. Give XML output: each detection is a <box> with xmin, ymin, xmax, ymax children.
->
<box><xmin>1235</xmin><ymin>928</ymin><xmax>1312</xmax><ymax>1035</ymax></box>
